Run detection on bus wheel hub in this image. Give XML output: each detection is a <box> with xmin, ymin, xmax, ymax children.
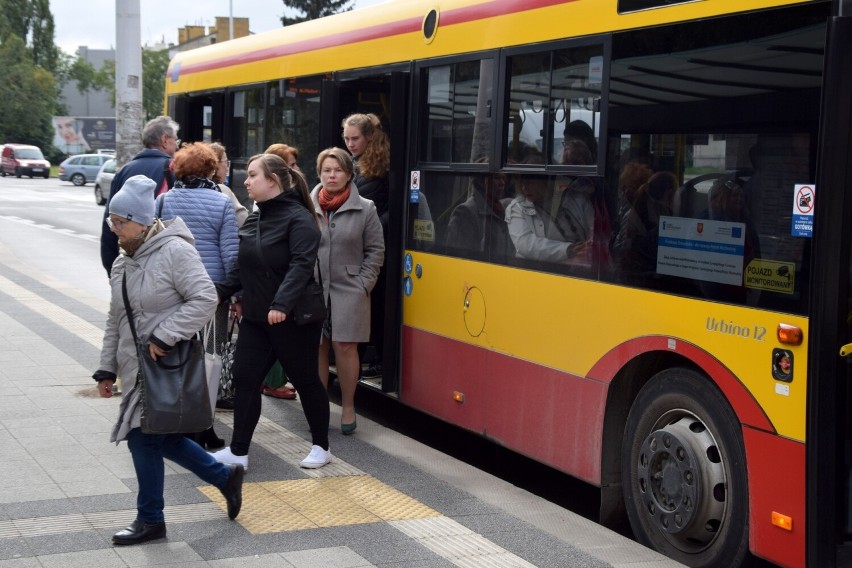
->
<box><xmin>637</xmin><ymin>415</ymin><xmax>723</xmax><ymax>539</ymax></box>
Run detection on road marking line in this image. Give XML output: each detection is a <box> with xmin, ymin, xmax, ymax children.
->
<box><xmin>0</xmin><ymin>273</ymin><xmax>104</xmax><ymax>348</ymax></box>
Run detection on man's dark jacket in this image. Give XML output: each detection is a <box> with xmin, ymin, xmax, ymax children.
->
<box><xmin>99</xmin><ymin>148</ymin><xmax>174</xmax><ymax>275</ymax></box>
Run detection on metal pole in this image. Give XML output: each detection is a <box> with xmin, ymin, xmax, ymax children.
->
<box><xmin>229</xmin><ymin>0</ymin><xmax>234</xmax><ymax>41</ymax></box>
<box><xmin>115</xmin><ymin>0</ymin><xmax>143</xmax><ymax>167</ymax></box>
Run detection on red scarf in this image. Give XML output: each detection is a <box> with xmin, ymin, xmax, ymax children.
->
<box><xmin>318</xmin><ymin>184</ymin><xmax>351</xmax><ymax>212</ymax></box>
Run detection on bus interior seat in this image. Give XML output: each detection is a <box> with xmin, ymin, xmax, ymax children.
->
<box><xmin>673</xmin><ymin>170</ymin><xmax>754</xmax><ymax>218</ymax></box>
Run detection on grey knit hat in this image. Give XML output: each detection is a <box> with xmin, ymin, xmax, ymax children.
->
<box><xmin>109</xmin><ymin>175</ymin><xmax>156</xmax><ymax>226</ymax></box>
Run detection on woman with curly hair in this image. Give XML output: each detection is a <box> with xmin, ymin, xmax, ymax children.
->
<box><xmin>341</xmin><ymin>113</ymin><xmax>390</xmax><ymax>382</ymax></box>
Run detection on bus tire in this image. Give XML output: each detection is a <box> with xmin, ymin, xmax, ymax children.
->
<box><xmin>621</xmin><ymin>368</ymin><xmax>752</xmax><ymax>568</ymax></box>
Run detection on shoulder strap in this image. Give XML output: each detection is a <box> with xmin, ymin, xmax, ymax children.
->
<box><xmin>121</xmin><ymin>274</ymin><xmax>140</xmax><ymax>345</ymax></box>
<box><xmin>155</xmin><ymin>194</ymin><xmax>165</xmax><ymax>219</ymax></box>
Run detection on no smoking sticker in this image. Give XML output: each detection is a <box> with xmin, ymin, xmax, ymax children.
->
<box><xmin>791</xmin><ymin>183</ymin><xmax>815</xmax><ymax>237</ymax></box>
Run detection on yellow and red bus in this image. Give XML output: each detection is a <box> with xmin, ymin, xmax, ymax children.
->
<box><xmin>165</xmin><ymin>1</ymin><xmax>852</xmax><ymax>565</ymax></box>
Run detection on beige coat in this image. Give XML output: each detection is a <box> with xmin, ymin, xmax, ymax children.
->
<box><xmin>310</xmin><ymin>182</ymin><xmax>384</xmax><ymax>342</ymax></box>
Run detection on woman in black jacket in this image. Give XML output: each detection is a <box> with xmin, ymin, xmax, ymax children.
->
<box><xmin>211</xmin><ymin>153</ymin><xmax>332</xmax><ymax>470</ymax></box>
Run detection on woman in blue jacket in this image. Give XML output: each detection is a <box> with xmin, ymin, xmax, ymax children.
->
<box><xmin>156</xmin><ymin>142</ymin><xmax>239</xmax><ymax>450</ymax></box>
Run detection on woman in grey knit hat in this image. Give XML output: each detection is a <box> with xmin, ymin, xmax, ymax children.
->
<box><xmin>92</xmin><ymin>175</ymin><xmax>244</xmax><ymax>546</ymax></box>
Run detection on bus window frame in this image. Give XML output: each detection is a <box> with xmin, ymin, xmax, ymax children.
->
<box><xmin>499</xmin><ymin>35</ymin><xmax>612</xmax><ymax>176</ymax></box>
<box><xmin>412</xmin><ymin>50</ymin><xmax>500</xmax><ymax>171</ymax></box>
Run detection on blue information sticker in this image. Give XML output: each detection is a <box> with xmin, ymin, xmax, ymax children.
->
<box><xmin>403</xmin><ymin>276</ymin><xmax>413</xmax><ymax>296</ymax></box>
<box><xmin>409</xmin><ymin>188</ymin><xmax>420</xmax><ymax>204</ymax></box>
<box><xmin>404</xmin><ymin>253</ymin><xmax>413</xmax><ymax>275</ymax></box>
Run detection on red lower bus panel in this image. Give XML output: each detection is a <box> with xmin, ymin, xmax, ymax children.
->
<box><xmin>743</xmin><ymin>427</ymin><xmax>805</xmax><ymax>567</ymax></box>
<box><xmin>401</xmin><ymin>326</ymin><xmax>607</xmax><ymax>484</ymax></box>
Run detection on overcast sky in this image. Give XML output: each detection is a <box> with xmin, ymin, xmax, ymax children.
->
<box><xmin>52</xmin><ymin>0</ymin><xmax>386</xmax><ymax>55</ymax></box>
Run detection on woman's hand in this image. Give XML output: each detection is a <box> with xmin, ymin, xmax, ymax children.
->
<box><xmin>566</xmin><ymin>240</ymin><xmax>592</xmax><ymax>258</ymax></box>
<box><xmin>148</xmin><ymin>341</ymin><xmax>168</xmax><ymax>361</ymax></box>
<box><xmin>268</xmin><ymin>309</ymin><xmax>287</xmax><ymax>325</ymax></box>
<box><xmin>98</xmin><ymin>380</ymin><xmax>115</xmax><ymax>398</ymax></box>
<box><xmin>230</xmin><ymin>300</ymin><xmax>243</xmax><ymax>321</ymax></box>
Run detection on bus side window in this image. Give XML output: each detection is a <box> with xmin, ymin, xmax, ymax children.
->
<box><xmin>444</xmin><ymin>172</ymin><xmax>515</xmax><ymax>263</ymax></box>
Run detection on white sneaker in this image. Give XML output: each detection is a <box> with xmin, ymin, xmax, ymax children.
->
<box><xmin>211</xmin><ymin>447</ymin><xmax>248</xmax><ymax>471</ymax></box>
<box><xmin>299</xmin><ymin>445</ymin><xmax>332</xmax><ymax>469</ymax></box>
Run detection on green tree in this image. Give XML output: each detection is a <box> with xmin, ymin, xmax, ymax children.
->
<box><xmin>30</xmin><ymin>0</ymin><xmax>58</xmax><ymax>72</ymax></box>
<box><xmin>0</xmin><ymin>35</ymin><xmax>56</xmax><ymax>148</ymax></box>
<box><xmin>142</xmin><ymin>49</ymin><xmax>170</xmax><ymax>120</ymax></box>
<box><xmin>0</xmin><ymin>0</ymin><xmax>59</xmax><ymax>73</ymax></box>
<box><xmin>280</xmin><ymin>0</ymin><xmax>354</xmax><ymax>26</ymax></box>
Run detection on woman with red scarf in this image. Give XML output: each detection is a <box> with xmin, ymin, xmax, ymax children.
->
<box><xmin>310</xmin><ymin>147</ymin><xmax>384</xmax><ymax>435</ymax></box>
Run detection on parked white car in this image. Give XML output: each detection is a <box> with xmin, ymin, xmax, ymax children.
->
<box><xmin>93</xmin><ymin>158</ymin><xmax>116</xmax><ymax>205</ymax></box>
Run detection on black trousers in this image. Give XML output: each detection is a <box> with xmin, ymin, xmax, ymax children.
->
<box><xmin>230</xmin><ymin>317</ymin><xmax>329</xmax><ymax>454</ymax></box>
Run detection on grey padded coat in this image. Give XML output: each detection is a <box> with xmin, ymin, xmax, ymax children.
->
<box><xmin>98</xmin><ymin>217</ymin><xmax>217</xmax><ymax>443</ymax></box>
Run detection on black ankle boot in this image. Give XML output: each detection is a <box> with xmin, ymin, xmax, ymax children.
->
<box><xmin>198</xmin><ymin>427</ymin><xmax>225</xmax><ymax>450</ymax></box>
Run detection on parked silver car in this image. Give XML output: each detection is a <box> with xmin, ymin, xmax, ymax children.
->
<box><xmin>93</xmin><ymin>158</ymin><xmax>116</xmax><ymax>205</ymax></box>
<box><xmin>58</xmin><ymin>154</ymin><xmax>112</xmax><ymax>186</ymax></box>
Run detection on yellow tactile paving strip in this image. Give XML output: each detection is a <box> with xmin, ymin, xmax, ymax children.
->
<box><xmin>199</xmin><ymin>475</ymin><xmax>441</xmax><ymax>534</ymax></box>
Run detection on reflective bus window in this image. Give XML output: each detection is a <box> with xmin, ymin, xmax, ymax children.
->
<box><xmin>605</xmin><ymin>8</ymin><xmax>825</xmax><ymax>313</ymax></box>
<box><xmin>617</xmin><ymin>0</ymin><xmax>693</xmax><ymax>13</ymax></box>
<box><xmin>264</xmin><ymin>77</ymin><xmax>323</xmax><ymax>172</ymax></box>
<box><xmin>409</xmin><ymin>171</ymin><xmax>517</xmax><ymax>264</ymax></box>
<box><xmin>502</xmin><ymin>170</ymin><xmax>610</xmax><ymax>278</ymax></box>
<box><xmin>506</xmin><ymin>44</ymin><xmax>603</xmax><ymax>166</ymax></box>
<box><xmin>229</xmin><ymin>87</ymin><xmax>265</xmax><ymax>158</ymax></box>
<box><xmin>422</xmin><ymin>59</ymin><xmax>495</xmax><ymax>164</ymax></box>
<box><xmin>409</xmin><ymin>168</ymin><xmax>611</xmax><ymax>277</ymax></box>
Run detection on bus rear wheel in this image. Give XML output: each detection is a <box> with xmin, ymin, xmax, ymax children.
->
<box><xmin>621</xmin><ymin>368</ymin><xmax>751</xmax><ymax>568</ymax></box>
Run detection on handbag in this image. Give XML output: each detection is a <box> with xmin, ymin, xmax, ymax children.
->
<box><xmin>217</xmin><ymin>314</ymin><xmax>238</xmax><ymax>403</ymax></box>
<box><xmin>202</xmin><ymin>317</ymin><xmax>223</xmax><ymax>414</ymax></box>
<box><xmin>122</xmin><ymin>275</ymin><xmax>213</xmax><ymax>434</ymax></box>
<box><xmin>292</xmin><ymin>260</ymin><xmax>327</xmax><ymax>326</ymax></box>
<box><xmin>255</xmin><ymin>216</ymin><xmax>327</xmax><ymax>326</ymax></box>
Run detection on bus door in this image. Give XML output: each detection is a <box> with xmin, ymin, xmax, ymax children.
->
<box><xmin>170</xmin><ymin>92</ymin><xmax>226</xmax><ymax>147</ymax></box>
<box><xmin>320</xmin><ymin>69</ymin><xmax>410</xmax><ymax>394</ymax></box>
<box><xmin>808</xmin><ymin>10</ymin><xmax>852</xmax><ymax>568</ymax></box>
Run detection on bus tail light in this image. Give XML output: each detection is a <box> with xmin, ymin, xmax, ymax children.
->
<box><xmin>453</xmin><ymin>391</ymin><xmax>465</xmax><ymax>403</ymax></box>
<box><xmin>777</xmin><ymin>324</ymin><xmax>802</xmax><ymax>345</ymax></box>
<box><xmin>771</xmin><ymin>511</ymin><xmax>793</xmax><ymax>531</ymax></box>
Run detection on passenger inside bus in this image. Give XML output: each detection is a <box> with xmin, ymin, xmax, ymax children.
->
<box><xmin>613</xmin><ymin>160</ymin><xmax>653</xmax><ymax>239</ymax></box>
<box><xmin>697</xmin><ymin>175</ymin><xmax>760</xmax><ymax>303</ymax></box>
<box><xmin>563</xmin><ymin>120</ymin><xmax>598</xmax><ymax>162</ymax></box>
<box><xmin>552</xmin><ymin>140</ymin><xmax>597</xmax><ymax>265</ymax></box>
<box><xmin>505</xmin><ymin>172</ymin><xmax>575</xmax><ymax>263</ymax></box>
<box><xmin>445</xmin><ymin>172</ymin><xmax>515</xmax><ymax>263</ymax></box>
<box><xmin>612</xmin><ymin>171</ymin><xmax>677</xmax><ymax>279</ymax></box>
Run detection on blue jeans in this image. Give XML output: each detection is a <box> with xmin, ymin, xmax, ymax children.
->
<box><xmin>126</xmin><ymin>428</ymin><xmax>231</xmax><ymax>523</ymax></box>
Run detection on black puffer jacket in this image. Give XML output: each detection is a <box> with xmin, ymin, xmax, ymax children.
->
<box><xmin>217</xmin><ymin>191</ymin><xmax>320</xmax><ymax>324</ymax></box>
